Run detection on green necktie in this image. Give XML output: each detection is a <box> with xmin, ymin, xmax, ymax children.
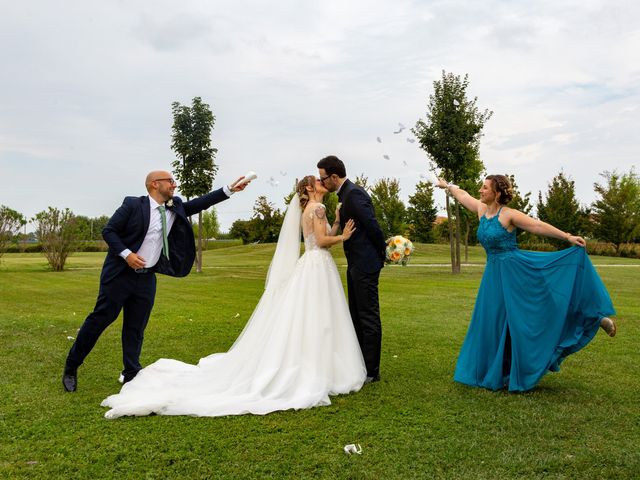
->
<box><xmin>158</xmin><ymin>205</ymin><xmax>169</xmax><ymax>260</ymax></box>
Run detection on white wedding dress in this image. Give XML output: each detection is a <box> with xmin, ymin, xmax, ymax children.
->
<box><xmin>101</xmin><ymin>195</ymin><xmax>366</xmax><ymax>418</ymax></box>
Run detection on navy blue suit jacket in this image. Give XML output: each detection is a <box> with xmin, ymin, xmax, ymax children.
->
<box><xmin>337</xmin><ymin>179</ymin><xmax>386</xmax><ymax>273</ymax></box>
<box><xmin>100</xmin><ymin>188</ymin><xmax>229</xmax><ymax>284</ymax></box>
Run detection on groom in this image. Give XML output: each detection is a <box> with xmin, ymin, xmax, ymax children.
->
<box><xmin>62</xmin><ymin>170</ymin><xmax>250</xmax><ymax>392</ymax></box>
<box><xmin>317</xmin><ymin>155</ymin><xmax>386</xmax><ymax>383</ymax></box>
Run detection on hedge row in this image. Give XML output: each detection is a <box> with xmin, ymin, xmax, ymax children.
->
<box><xmin>4</xmin><ymin>240</ymin><xmax>639</xmax><ymax>259</ymax></box>
<box><xmin>3</xmin><ymin>239</ymin><xmax>243</xmax><ymax>254</ymax></box>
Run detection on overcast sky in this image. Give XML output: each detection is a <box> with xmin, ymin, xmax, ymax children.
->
<box><xmin>2</xmin><ymin>0</ymin><xmax>638</xmax><ymax>231</ymax></box>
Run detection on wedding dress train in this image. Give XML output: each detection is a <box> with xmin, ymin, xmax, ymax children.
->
<box><xmin>101</xmin><ymin>195</ymin><xmax>366</xmax><ymax>418</ymax></box>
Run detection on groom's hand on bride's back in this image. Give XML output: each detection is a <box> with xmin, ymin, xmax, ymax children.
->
<box><xmin>342</xmin><ymin>219</ymin><xmax>356</xmax><ymax>241</ymax></box>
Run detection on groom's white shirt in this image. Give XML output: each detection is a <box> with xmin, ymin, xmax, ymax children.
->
<box><xmin>119</xmin><ymin>196</ymin><xmax>176</xmax><ymax>268</ymax></box>
<box><xmin>118</xmin><ymin>186</ymin><xmax>233</xmax><ymax>267</ymax></box>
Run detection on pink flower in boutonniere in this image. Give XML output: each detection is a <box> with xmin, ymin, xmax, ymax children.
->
<box><xmin>165</xmin><ymin>199</ymin><xmax>174</xmax><ymax>208</ymax></box>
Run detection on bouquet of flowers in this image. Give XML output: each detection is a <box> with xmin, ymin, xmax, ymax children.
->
<box><xmin>385</xmin><ymin>235</ymin><xmax>414</xmax><ymax>266</ymax></box>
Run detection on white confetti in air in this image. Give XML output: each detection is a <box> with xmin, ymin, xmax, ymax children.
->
<box><xmin>383</xmin><ymin>154</ymin><xmax>390</xmax><ymax>160</ymax></box>
<box><xmin>393</xmin><ymin>122</ymin><xmax>406</xmax><ymax>134</ymax></box>
<box><xmin>453</xmin><ymin>99</ymin><xmax>460</xmax><ymax>106</ymax></box>
<box><xmin>267</xmin><ymin>176</ymin><xmax>280</xmax><ymax>187</ymax></box>
<box><xmin>406</xmin><ymin>138</ymin><xmax>415</xmax><ymax>143</ymax></box>
<box><xmin>66</xmin><ymin>336</ymin><xmax>74</xmax><ymax>340</ymax></box>
<box><xmin>376</xmin><ymin>136</ymin><xmax>382</xmax><ymax>143</ymax></box>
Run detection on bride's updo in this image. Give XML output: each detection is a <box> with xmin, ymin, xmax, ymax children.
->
<box><xmin>296</xmin><ymin>175</ymin><xmax>316</xmax><ymax>209</ymax></box>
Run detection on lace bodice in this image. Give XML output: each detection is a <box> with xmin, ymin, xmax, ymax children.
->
<box><xmin>302</xmin><ymin>203</ymin><xmax>330</xmax><ymax>251</ymax></box>
<box><xmin>477</xmin><ymin>211</ymin><xmax>517</xmax><ymax>255</ymax></box>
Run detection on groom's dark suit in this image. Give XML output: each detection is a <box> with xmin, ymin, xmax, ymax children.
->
<box><xmin>337</xmin><ymin>179</ymin><xmax>386</xmax><ymax>379</ymax></box>
<box><xmin>65</xmin><ymin>189</ymin><xmax>229</xmax><ymax>381</ymax></box>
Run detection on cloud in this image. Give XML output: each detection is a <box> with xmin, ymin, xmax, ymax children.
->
<box><xmin>1</xmin><ymin>0</ymin><xmax>639</xmax><ymax>228</ymax></box>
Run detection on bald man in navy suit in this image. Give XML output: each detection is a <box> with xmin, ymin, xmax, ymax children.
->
<box><xmin>63</xmin><ymin>170</ymin><xmax>250</xmax><ymax>392</ymax></box>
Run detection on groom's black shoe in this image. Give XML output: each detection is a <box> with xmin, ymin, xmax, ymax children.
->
<box><xmin>364</xmin><ymin>375</ymin><xmax>380</xmax><ymax>385</ymax></box>
<box><xmin>62</xmin><ymin>373</ymin><xmax>77</xmax><ymax>392</ymax></box>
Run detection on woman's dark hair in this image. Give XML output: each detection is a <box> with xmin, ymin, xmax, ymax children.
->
<box><xmin>317</xmin><ymin>155</ymin><xmax>346</xmax><ymax>178</ymax></box>
<box><xmin>296</xmin><ymin>175</ymin><xmax>316</xmax><ymax>209</ymax></box>
<box><xmin>485</xmin><ymin>174</ymin><xmax>514</xmax><ymax>205</ymax></box>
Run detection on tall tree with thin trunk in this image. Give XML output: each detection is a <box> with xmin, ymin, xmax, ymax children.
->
<box><xmin>413</xmin><ymin>71</ymin><xmax>492</xmax><ymax>273</ymax></box>
<box><xmin>170</xmin><ymin>97</ymin><xmax>218</xmax><ymax>273</ymax></box>
<box><xmin>193</xmin><ymin>207</ymin><xmax>221</xmax><ymax>249</ymax></box>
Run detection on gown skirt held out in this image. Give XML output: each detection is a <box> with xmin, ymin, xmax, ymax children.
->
<box><xmin>453</xmin><ymin>210</ymin><xmax>615</xmax><ymax>392</ymax></box>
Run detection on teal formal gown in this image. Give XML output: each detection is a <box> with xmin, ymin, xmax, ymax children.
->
<box><xmin>453</xmin><ymin>209</ymin><xmax>615</xmax><ymax>392</ymax></box>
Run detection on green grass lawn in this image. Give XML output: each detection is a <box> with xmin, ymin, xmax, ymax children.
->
<box><xmin>0</xmin><ymin>244</ymin><xmax>638</xmax><ymax>479</ymax></box>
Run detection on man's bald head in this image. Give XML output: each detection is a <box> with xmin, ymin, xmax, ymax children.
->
<box><xmin>145</xmin><ymin>171</ymin><xmax>173</xmax><ymax>192</ymax></box>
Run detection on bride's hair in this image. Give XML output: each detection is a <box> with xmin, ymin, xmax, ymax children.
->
<box><xmin>486</xmin><ymin>174</ymin><xmax>514</xmax><ymax>205</ymax></box>
<box><xmin>296</xmin><ymin>176</ymin><xmax>316</xmax><ymax>209</ymax></box>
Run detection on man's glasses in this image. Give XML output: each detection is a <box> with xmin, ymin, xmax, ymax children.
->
<box><xmin>154</xmin><ymin>178</ymin><xmax>177</xmax><ymax>185</ymax></box>
<box><xmin>319</xmin><ymin>175</ymin><xmax>331</xmax><ymax>184</ymax></box>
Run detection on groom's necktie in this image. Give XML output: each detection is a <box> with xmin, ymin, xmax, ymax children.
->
<box><xmin>158</xmin><ymin>205</ymin><xmax>169</xmax><ymax>260</ymax></box>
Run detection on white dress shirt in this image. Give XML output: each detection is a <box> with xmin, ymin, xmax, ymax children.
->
<box><xmin>119</xmin><ymin>196</ymin><xmax>176</xmax><ymax>268</ymax></box>
<box><xmin>119</xmin><ymin>187</ymin><xmax>232</xmax><ymax>267</ymax></box>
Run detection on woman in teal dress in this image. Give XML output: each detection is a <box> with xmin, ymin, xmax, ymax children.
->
<box><xmin>436</xmin><ymin>175</ymin><xmax>616</xmax><ymax>392</ymax></box>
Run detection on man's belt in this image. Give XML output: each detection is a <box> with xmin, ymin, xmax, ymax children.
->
<box><xmin>134</xmin><ymin>267</ymin><xmax>154</xmax><ymax>274</ymax></box>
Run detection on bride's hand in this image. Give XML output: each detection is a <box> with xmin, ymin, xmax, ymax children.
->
<box><xmin>342</xmin><ymin>219</ymin><xmax>356</xmax><ymax>241</ymax></box>
<box><xmin>436</xmin><ymin>177</ymin><xmax>448</xmax><ymax>189</ymax></box>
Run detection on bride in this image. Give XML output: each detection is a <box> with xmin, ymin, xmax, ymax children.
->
<box><xmin>101</xmin><ymin>175</ymin><xmax>367</xmax><ymax>418</ymax></box>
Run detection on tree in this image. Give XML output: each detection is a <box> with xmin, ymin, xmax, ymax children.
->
<box><xmin>250</xmin><ymin>196</ymin><xmax>284</xmax><ymax>243</ymax></box>
<box><xmin>229</xmin><ymin>219</ymin><xmax>252</xmax><ymax>244</ymax></box>
<box><xmin>170</xmin><ymin>96</ymin><xmax>218</xmax><ymax>273</ymax></box>
<box><xmin>457</xmin><ymin>176</ymin><xmax>483</xmax><ymax>261</ymax></box>
<box><xmin>193</xmin><ymin>208</ymin><xmax>220</xmax><ymax>248</ymax></box>
<box><xmin>507</xmin><ymin>174</ymin><xmax>534</xmax><ymax>243</ymax></box>
<box><xmin>537</xmin><ymin>171</ymin><xmax>587</xmax><ymax>247</ymax></box>
<box><xmin>31</xmin><ymin>207</ymin><xmax>79</xmax><ymax>271</ymax></box>
<box><xmin>354</xmin><ymin>174</ymin><xmax>370</xmax><ymax>190</ymax></box>
<box><xmin>591</xmin><ymin>169</ymin><xmax>640</xmax><ymax>251</ymax></box>
<box><xmin>369</xmin><ymin>178</ymin><xmax>407</xmax><ymax>239</ymax></box>
<box><xmin>74</xmin><ymin>215</ymin><xmax>110</xmax><ymax>241</ymax></box>
<box><xmin>413</xmin><ymin>71</ymin><xmax>492</xmax><ymax>273</ymax></box>
<box><xmin>230</xmin><ymin>197</ymin><xmax>285</xmax><ymax>244</ymax></box>
<box><xmin>406</xmin><ymin>181</ymin><xmax>438</xmax><ymax>243</ymax></box>
<box><xmin>0</xmin><ymin>205</ymin><xmax>26</xmax><ymax>258</ymax></box>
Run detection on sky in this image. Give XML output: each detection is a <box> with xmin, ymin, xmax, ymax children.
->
<box><xmin>1</xmin><ymin>0</ymin><xmax>638</xmax><ymax>231</ymax></box>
